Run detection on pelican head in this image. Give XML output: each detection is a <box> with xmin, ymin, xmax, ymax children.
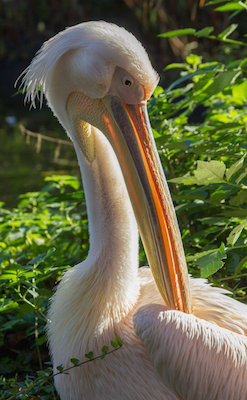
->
<box><xmin>20</xmin><ymin>21</ymin><xmax>191</xmax><ymax>313</ymax></box>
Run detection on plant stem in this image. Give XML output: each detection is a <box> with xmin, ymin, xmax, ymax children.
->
<box><xmin>219</xmin><ymin>273</ymin><xmax>247</xmax><ymax>281</ymax></box>
<box><xmin>53</xmin><ymin>346</ymin><xmax>123</xmax><ymax>378</ymax></box>
<box><xmin>35</xmin><ymin>315</ymin><xmax>43</xmax><ymax>371</ymax></box>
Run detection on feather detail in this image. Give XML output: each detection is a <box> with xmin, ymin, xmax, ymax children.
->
<box><xmin>134</xmin><ymin>302</ymin><xmax>247</xmax><ymax>400</ymax></box>
<box><xmin>16</xmin><ymin>21</ymin><xmax>159</xmax><ymax>108</ymax></box>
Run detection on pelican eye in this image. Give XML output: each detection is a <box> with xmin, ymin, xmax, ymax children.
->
<box><xmin>122</xmin><ymin>77</ymin><xmax>133</xmax><ymax>87</ymax></box>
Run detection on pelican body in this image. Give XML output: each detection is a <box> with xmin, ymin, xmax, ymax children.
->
<box><xmin>20</xmin><ymin>21</ymin><xmax>247</xmax><ymax>400</ymax></box>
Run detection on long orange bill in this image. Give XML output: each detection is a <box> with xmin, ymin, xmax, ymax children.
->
<box><xmin>102</xmin><ymin>94</ymin><xmax>192</xmax><ymax>314</ymax></box>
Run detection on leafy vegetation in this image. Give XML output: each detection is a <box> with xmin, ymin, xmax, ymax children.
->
<box><xmin>1</xmin><ymin>5</ymin><xmax>247</xmax><ymax>399</ymax></box>
<box><xmin>0</xmin><ymin>174</ymin><xmax>122</xmax><ymax>398</ymax></box>
<box><xmin>0</xmin><ymin>176</ymin><xmax>87</xmax><ymax>399</ymax></box>
<box><xmin>149</xmin><ymin>21</ymin><xmax>247</xmax><ymax>293</ymax></box>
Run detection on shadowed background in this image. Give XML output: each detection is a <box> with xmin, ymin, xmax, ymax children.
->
<box><xmin>0</xmin><ymin>0</ymin><xmax>244</xmax><ymax>207</ymax></box>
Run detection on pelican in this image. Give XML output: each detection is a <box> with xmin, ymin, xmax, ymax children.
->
<box><xmin>20</xmin><ymin>21</ymin><xmax>247</xmax><ymax>400</ymax></box>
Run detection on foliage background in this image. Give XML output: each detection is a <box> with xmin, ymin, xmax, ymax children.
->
<box><xmin>1</xmin><ymin>0</ymin><xmax>247</xmax><ymax>399</ymax></box>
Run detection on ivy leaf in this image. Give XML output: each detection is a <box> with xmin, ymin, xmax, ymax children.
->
<box><xmin>227</xmin><ymin>220</ymin><xmax>247</xmax><ymax>246</ymax></box>
<box><xmin>196</xmin><ymin>243</ymin><xmax>226</xmax><ymax>278</ymax></box>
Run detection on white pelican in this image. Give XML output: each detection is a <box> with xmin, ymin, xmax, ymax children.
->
<box><xmin>20</xmin><ymin>21</ymin><xmax>247</xmax><ymax>400</ymax></box>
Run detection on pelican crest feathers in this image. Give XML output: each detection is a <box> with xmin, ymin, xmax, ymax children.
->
<box><xmin>18</xmin><ymin>21</ymin><xmax>159</xmax><ymax>109</ymax></box>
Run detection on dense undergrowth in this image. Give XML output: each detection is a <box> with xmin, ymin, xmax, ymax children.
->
<box><xmin>1</xmin><ymin>3</ymin><xmax>247</xmax><ymax>399</ymax></box>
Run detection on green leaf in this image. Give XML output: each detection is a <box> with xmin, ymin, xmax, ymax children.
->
<box><xmin>240</xmin><ymin>57</ymin><xmax>247</xmax><ymax>67</ymax></box>
<box><xmin>206</xmin><ymin>0</ymin><xmax>231</xmax><ymax>5</ymax></box>
<box><xmin>192</xmin><ymin>71</ymin><xmax>217</xmax><ymax>93</ymax></box>
<box><xmin>229</xmin><ymin>190</ymin><xmax>247</xmax><ymax>206</ymax></box>
<box><xmin>56</xmin><ymin>364</ymin><xmax>64</xmax><ymax>373</ymax></box>
<box><xmin>101</xmin><ymin>345</ymin><xmax>108</xmax><ymax>354</ymax></box>
<box><xmin>218</xmin><ymin>24</ymin><xmax>238</xmax><ymax>39</ymax></box>
<box><xmin>199</xmin><ymin>217</ymin><xmax>228</xmax><ymax>226</ymax></box>
<box><xmin>187</xmin><ymin>248</ymin><xmax>222</xmax><ymax>262</ymax></box>
<box><xmin>28</xmin><ymin>247</ymin><xmax>56</xmax><ymax>266</ymax></box>
<box><xmin>27</xmin><ymin>288</ymin><xmax>39</xmax><ymax>298</ymax></box>
<box><xmin>70</xmin><ymin>358</ymin><xmax>79</xmax><ymax>366</ymax></box>
<box><xmin>168</xmin><ymin>65</ymin><xmax>220</xmax><ymax>90</ymax></box>
<box><xmin>115</xmin><ymin>336</ymin><xmax>123</xmax><ymax>346</ymax></box>
<box><xmin>37</xmin><ymin>371</ymin><xmax>50</xmax><ymax>377</ymax></box>
<box><xmin>215</xmin><ymin>4</ymin><xmax>244</xmax><ymax>11</ymax></box>
<box><xmin>223</xmin><ymin>209</ymin><xmax>247</xmax><ymax>218</ymax></box>
<box><xmin>235</xmin><ymin>256</ymin><xmax>247</xmax><ymax>275</ymax></box>
<box><xmin>85</xmin><ymin>351</ymin><xmax>94</xmax><ymax>360</ymax></box>
<box><xmin>197</xmin><ymin>243</ymin><xmax>226</xmax><ymax>278</ymax></box>
<box><xmin>227</xmin><ymin>220</ymin><xmax>247</xmax><ymax>246</ymax></box>
<box><xmin>171</xmin><ymin>160</ymin><xmax>227</xmax><ymax>186</ymax></box>
<box><xmin>152</xmin><ymin>129</ymin><xmax>162</xmax><ymax>139</ymax></box>
<box><xmin>0</xmin><ymin>270</ymin><xmax>18</xmax><ymax>281</ymax></box>
<box><xmin>101</xmin><ymin>353</ymin><xmax>107</xmax><ymax>360</ymax></box>
<box><xmin>232</xmin><ymin>81</ymin><xmax>247</xmax><ymax>101</ymax></box>
<box><xmin>0</xmin><ymin>318</ymin><xmax>21</xmax><ymax>332</ymax></box>
<box><xmin>195</xmin><ymin>160</ymin><xmax>226</xmax><ymax>183</ymax></box>
<box><xmin>186</xmin><ymin>54</ymin><xmax>202</xmax><ymax>66</ymax></box>
<box><xmin>166</xmin><ymin>141</ymin><xmax>187</xmax><ymax>150</ymax></box>
<box><xmin>158</xmin><ymin>29</ymin><xmax>196</xmax><ymax>38</ymax></box>
<box><xmin>153</xmin><ymin>86</ymin><xmax>164</xmax><ymax>95</ymax></box>
<box><xmin>204</xmin><ymin>70</ymin><xmax>241</xmax><ymax>96</ymax></box>
<box><xmin>226</xmin><ymin>155</ymin><xmax>246</xmax><ymax>181</ymax></box>
<box><xmin>111</xmin><ymin>340</ymin><xmax>118</xmax><ymax>348</ymax></box>
<box><xmin>209</xmin><ymin>192</ymin><xmax>227</xmax><ymax>204</ymax></box>
<box><xmin>164</xmin><ymin>63</ymin><xmax>190</xmax><ymax>70</ymax></box>
<box><xmin>0</xmin><ymin>300</ymin><xmax>19</xmax><ymax>312</ymax></box>
<box><xmin>36</xmin><ymin>334</ymin><xmax>47</xmax><ymax>345</ymax></box>
<box><xmin>195</xmin><ymin>27</ymin><xmax>214</xmax><ymax>38</ymax></box>
<box><xmin>7</xmin><ymin>229</ymin><xmax>26</xmax><ymax>242</ymax></box>
<box><xmin>236</xmin><ymin>169</ymin><xmax>247</xmax><ymax>184</ymax></box>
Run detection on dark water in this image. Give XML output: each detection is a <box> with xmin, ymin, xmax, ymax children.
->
<box><xmin>1</xmin><ymin>105</ymin><xmax>80</xmax><ymax>209</ymax></box>
<box><xmin>0</xmin><ymin>58</ymin><xmax>81</xmax><ymax>208</ymax></box>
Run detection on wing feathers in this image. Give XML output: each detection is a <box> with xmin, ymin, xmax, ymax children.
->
<box><xmin>134</xmin><ymin>304</ymin><xmax>247</xmax><ymax>400</ymax></box>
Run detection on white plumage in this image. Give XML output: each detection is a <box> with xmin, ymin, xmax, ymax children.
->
<box><xmin>20</xmin><ymin>21</ymin><xmax>247</xmax><ymax>400</ymax></box>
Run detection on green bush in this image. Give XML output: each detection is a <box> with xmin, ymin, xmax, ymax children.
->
<box><xmin>148</xmin><ymin>30</ymin><xmax>247</xmax><ymax>291</ymax></box>
<box><xmin>0</xmin><ymin>176</ymin><xmax>88</xmax><ymax>399</ymax></box>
